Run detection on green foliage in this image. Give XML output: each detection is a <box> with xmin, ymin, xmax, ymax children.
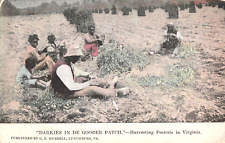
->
<box><xmin>132</xmin><ymin>76</ymin><xmax>162</xmax><ymax>87</ymax></box>
<box><xmin>165</xmin><ymin>3</ymin><xmax>171</xmax><ymax>12</ymax></box>
<box><xmin>111</xmin><ymin>5</ymin><xmax>117</xmax><ymax>14</ymax></box>
<box><xmin>63</xmin><ymin>7</ymin><xmax>78</xmax><ymax>24</ymax></box>
<box><xmin>218</xmin><ymin>2</ymin><xmax>225</xmax><ymax>8</ymax></box>
<box><xmin>138</xmin><ymin>6</ymin><xmax>146</xmax><ymax>16</ymax></box>
<box><xmin>168</xmin><ymin>4</ymin><xmax>178</xmax><ymax>19</ymax></box>
<box><xmin>211</xmin><ymin>3</ymin><xmax>216</xmax><ymax>7</ymax></box>
<box><xmin>0</xmin><ymin>0</ymin><xmax>20</xmax><ymax>16</ymax></box>
<box><xmin>35</xmin><ymin>90</ymin><xmax>76</xmax><ymax>112</ymax></box>
<box><xmin>104</xmin><ymin>8</ymin><xmax>110</xmax><ymax>14</ymax></box>
<box><xmin>179</xmin><ymin>4</ymin><xmax>185</xmax><ymax>10</ymax></box>
<box><xmin>121</xmin><ymin>6</ymin><xmax>130</xmax><ymax>15</ymax></box>
<box><xmin>97</xmin><ymin>42</ymin><xmax>146</xmax><ymax>77</ymax></box>
<box><xmin>149</xmin><ymin>5</ymin><xmax>154</xmax><ymax>12</ymax></box>
<box><xmin>167</xmin><ymin>65</ymin><xmax>195</xmax><ymax>86</ymax></box>
<box><xmin>176</xmin><ymin>44</ymin><xmax>198</xmax><ymax>58</ymax></box>
<box><xmin>132</xmin><ymin>65</ymin><xmax>195</xmax><ymax>88</ymax></box>
<box><xmin>63</xmin><ymin>8</ymin><xmax>95</xmax><ymax>33</ymax></box>
<box><xmin>0</xmin><ymin>109</ymin><xmax>11</xmax><ymax>123</ymax></box>
<box><xmin>196</xmin><ymin>3</ymin><xmax>203</xmax><ymax>9</ymax></box>
<box><xmin>185</xmin><ymin>4</ymin><xmax>190</xmax><ymax>9</ymax></box>
<box><xmin>31</xmin><ymin>89</ymin><xmax>77</xmax><ymax>122</ymax></box>
<box><xmin>95</xmin><ymin>9</ymin><xmax>98</xmax><ymax>13</ymax></box>
<box><xmin>189</xmin><ymin>2</ymin><xmax>196</xmax><ymax>13</ymax></box>
<box><xmin>128</xmin><ymin>7</ymin><xmax>132</xmax><ymax>12</ymax></box>
<box><xmin>99</xmin><ymin>8</ymin><xmax>103</xmax><ymax>13</ymax></box>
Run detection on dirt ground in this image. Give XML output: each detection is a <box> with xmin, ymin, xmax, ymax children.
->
<box><xmin>0</xmin><ymin>6</ymin><xmax>224</xmax><ymax>123</ymax></box>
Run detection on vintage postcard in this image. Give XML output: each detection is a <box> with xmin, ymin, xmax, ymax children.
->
<box><xmin>0</xmin><ymin>0</ymin><xmax>225</xmax><ymax>142</ymax></box>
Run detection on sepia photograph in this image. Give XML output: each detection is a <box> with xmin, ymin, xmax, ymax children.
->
<box><xmin>0</xmin><ymin>0</ymin><xmax>225</xmax><ymax>142</ymax></box>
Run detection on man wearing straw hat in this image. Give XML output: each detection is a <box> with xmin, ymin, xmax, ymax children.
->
<box><xmin>51</xmin><ymin>44</ymin><xmax>129</xmax><ymax>99</ymax></box>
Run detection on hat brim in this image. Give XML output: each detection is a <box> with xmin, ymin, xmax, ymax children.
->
<box><xmin>64</xmin><ymin>44</ymin><xmax>84</xmax><ymax>57</ymax></box>
<box><xmin>64</xmin><ymin>51</ymin><xmax>84</xmax><ymax>57</ymax></box>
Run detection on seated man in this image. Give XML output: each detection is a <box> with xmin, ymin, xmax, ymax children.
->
<box><xmin>158</xmin><ymin>22</ymin><xmax>183</xmax><ymax>55</ymax></box>
<box><xmin>25</xmin><ymin>34</ymin><xmax>55</xmax><ymax>73</ymax></box>
<box><xmin>16</xmin><ymin>57</ymin><xmax>50</xmax><ymax>89</ymax></box>
<box><xmin>51</xmin><ymin>44</ymin><xmax>129</xmax><ymax>99</ymax></box>
<box><xmin>39</xmin><ymin>34</ymin><xmax>66</xmax><ymax>62</ymax></box>
<box><xmin>83</xmin><ymin>25</ymin><xmax>103</xmax><ymax>58</ymax></box>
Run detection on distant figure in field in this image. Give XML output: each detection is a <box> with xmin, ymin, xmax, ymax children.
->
<box><xmin>158</xmin><ymin>22</ymin><xmax>183</xmax><ymax>55</ymax></box>
<box><xmin>51</xmin><ymin>44</ymin><xmax>129</xmax><ymax>99</ymax></box>
<box><xmin>16</xmin><ymin>57</ymin><xmax>50</xmax><ymax>89</ymax></box>
<box><xmin>39</xmin><ymin>34</ymin><xmax>66</xmax><ymax>62</ymax></box>
<box><xmin>25</xmin><ymin>34</ymin><xmax>55</xmax><ymax>73</ymax></box>
<box><xmin>83</xmin><ymin>25</ymin><xmax>104</xmax><ymax>58</ymax></box>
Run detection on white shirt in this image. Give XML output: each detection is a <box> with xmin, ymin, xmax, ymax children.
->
<box><xmin>56</xmin><ymin>64</ymin><xmax>90</xmax><ymax>91</ymax></box>
<box><xmin>164</xmin><ymin>30</ymin><xmax>183</xmax><ymax>41</ymax></box>
<box><xmin>47</xmin><ymin>45</ymin><xmax>55</xmax><ymax>52</ymax></box>
<box><xmin>16</xmin><ymin>65</ymin><xmax>37</xmax><ymax>87</ymax></box>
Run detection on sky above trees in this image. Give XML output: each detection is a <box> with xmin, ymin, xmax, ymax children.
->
<box><xmin>8</xmin><ymin>0</ymin><xmax>81</xmax><ymax>8</ymax></box>
<box><xmin>7</xmin><ymin>0</ymin><xmax>222</xmax><ymax>9</ymax></box>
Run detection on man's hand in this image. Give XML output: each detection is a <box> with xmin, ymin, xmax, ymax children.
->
<box><xmin>31</xmin><ymin>75</ymin><xmax>46</xmax><ymax>79</ymax></box>
<box><xmin>89</xmin><ymin>79</ymin><xmax>98</xmax><ymax>86</ymax></box>
<box><xmin>40</xmin><ymin>53</ymin><xmax>47</xmax><ymax>59</ymax></box>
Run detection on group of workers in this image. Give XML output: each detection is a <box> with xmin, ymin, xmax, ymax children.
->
<box><xmin>16</xmin><ymin>25</ymin><xmax>129</xmax><ymax>99</ymax></box>
<box><xmin>16</xmin><ymin>23</ymin><xmax>182</xmax><ymax>99</ymax></box>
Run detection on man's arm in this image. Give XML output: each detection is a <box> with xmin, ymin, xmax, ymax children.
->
<box><xmin>56</xmin><ymin>65</ymin><xmax>90</xmax><ymax>91</ymax></box>
<box><xmin>163</xmin><ymin>30</ymin><xmax>168</xmax><ymax>37</ymax></box>
<box><xmin>31</xmin><ymin>48</ymin><xmax>45</xmax><ymax>61</ymax></box>
<box><xmin>176</xmin><ymin>31</ymin><xmax>183</xmax><ymax>41</ymax></box>
<box><xmin>31</xmin><ymin>75</ymin><xmax>45</xmax><ymax>79</ymax></box>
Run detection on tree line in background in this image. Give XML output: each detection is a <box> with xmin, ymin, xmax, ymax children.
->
<box><xmin>0</xmin><ymin>0</ymin><xmax>79</xmax><ymax>16</ymax></box>
<box><xmin>0</xmin><ymin>0</ymin><xmax>225</xmax><ymax>17</ymax></box>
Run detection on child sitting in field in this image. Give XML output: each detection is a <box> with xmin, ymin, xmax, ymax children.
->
<box><xmin>39</xmin><ymin>34</ymin><xmax>66</xmax><ymax>62</ymax></box>
<box><xmin>16</xmin><ymin>57</ymin><xmax>50</xmax><ymax>89</ymax></box>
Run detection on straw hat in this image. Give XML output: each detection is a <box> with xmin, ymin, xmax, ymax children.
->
<box><xmin>167</xmin><ymin>22</ymin><xmax>174</xmax><ymax>27</ymax></box>
<box><xmin>64</xmin><ymin>44</ymin><xmax>83</xmax><ymax>57</ymax></box>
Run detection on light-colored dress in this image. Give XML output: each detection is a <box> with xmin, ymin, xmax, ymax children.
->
<box><xmin>16</xmin><ymin>65</ymin><xmax>37</xmax><ymax>87</ymax></box>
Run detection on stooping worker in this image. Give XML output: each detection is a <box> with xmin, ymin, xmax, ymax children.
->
<box><xmin>158</xmin><ymin>22</ymin><xmax>183</xmax><ymax>55</ymax></box>
<box><xmin>83</xmin><ymin>25</ymin><xmax>104</xmax><ymax>58</ymax></box>
<box><xmin>51</xmin><ymin>44</ymin><xmax>129</xmax><ymax>99</ymax></box>
<box><xmin>39</xmin><ymin>34</ymin><xmax>66</xmax><ymax>62</ymax></box>
<box><xmin>25</xmin><ymin>34</ymin><xmax>55</xmax><ymax>75</ymax></box>
<box><xmin>16</xmin><ymin>57</ymin><xmax>50</xmax><ymax>89</ymax></box>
